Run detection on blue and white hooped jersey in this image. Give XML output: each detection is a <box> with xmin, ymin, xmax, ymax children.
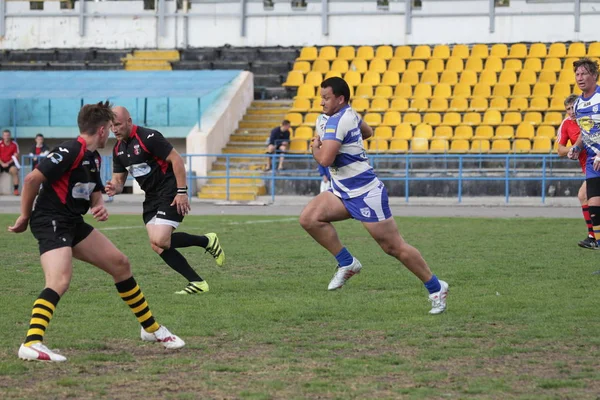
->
<box><xmin>315</xmin><ymin>106</ymin><xmax>380</xmax><ymax>199</ymax></box>
<box><xmin>574</xmin><ymin>85</ymin><xmax>600</xmax><ymax>157</ymax></box>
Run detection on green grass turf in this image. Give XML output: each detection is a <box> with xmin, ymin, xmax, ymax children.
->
<box><xmin>0</xmin><ymin>214</ymin><xmax>599</xmax><ymax>399</ymax></box>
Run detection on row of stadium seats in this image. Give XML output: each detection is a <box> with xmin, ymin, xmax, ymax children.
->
<box><xmin>286</xmin><ymin>137</ymin><xmax>555</xmax><ymax>154</ymax></box>
<box><xmin>285</xmin><ymin>111</ymin><xmax>564</xmax><ymax>128</ymax></box>
<box><xmin>288</xmin><ymin>124</ymin><xmax>558</xmax><ymax>141</ymax></box>
<box><xmin>297</xmin><ymin>43</ymin><xmax>600</xmax><ymax>62</ymax></box>
<box><xmin>292</xmin><ymin>96</ymin><xmax>569</xmax><ymax>112</ymax></box>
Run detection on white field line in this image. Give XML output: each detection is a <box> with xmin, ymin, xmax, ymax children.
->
<box><xmin>99</xmin><ymin>217</ymin><xmax>298</xmax><ymax>231</ymax></box>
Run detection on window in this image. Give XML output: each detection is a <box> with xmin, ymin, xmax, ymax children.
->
<box><xmin>495</xmin><ymin>0</ymin><xmax>509</xmax><ymax>6</ymax></box>
<box><xmin>30</xmin><ymin>1</ymin><xmax>43</xmax><ymax>10</ymax></box>
<box><xmin>264</xmin><ymin>0</ymin><xmax>274</xmax><ymax>10</ymax></box>
<box><xmin>377</xmin><ymin>0</ymin><xmax>390</xmax><ymax>10</ymax></box>
<box><xmin>413</xmin><ymin>0</ymin><xmax>422</xmax><ymax>8</ymax></box>
<box><xmin>144</xmin><ymin>0</ymin><xmax>155</xmax><ymax>10</ymax></box>
<box><xmin>291</xmin><ymin>0</ymin><xmax>307</xmax><ymax>9</ymax></box>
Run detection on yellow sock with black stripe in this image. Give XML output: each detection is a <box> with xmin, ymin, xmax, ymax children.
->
<box><xmin>24</xmin><ymin>288</ymin><xmax>60</xmax><ymax>347</ymax></box>
<box><xmin>115</xmin><ymin>276</ymin><xmax>160</xmax><ymax>334</ymax></box>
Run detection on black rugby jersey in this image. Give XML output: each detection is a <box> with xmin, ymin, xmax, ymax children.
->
<box><xmin>112</xmin><ymin>125</ymin><xmax>176</xmax><ymax>199</ymax></box>
<box><xmin>34</xmin><ymin>136</ymin><xmax>104</xmax><ymax>221</ymax></box>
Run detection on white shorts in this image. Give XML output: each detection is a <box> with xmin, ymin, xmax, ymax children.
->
<box><xmin>145</xmin><ymin>216</ymin><xmax>180</xmax><ymax>229</ymax></box>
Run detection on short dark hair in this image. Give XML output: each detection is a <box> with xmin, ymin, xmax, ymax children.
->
<box><xmin>282</xmin><ymin>120</ymin><xmax>291</xmax><ymax>126</ymax></box>
<box><xmin>321</xmin><ymin>77</ymin><xmax>351</xmax><ymax>103</ymax></box>
<box><xmin>2</xmin><ymin>129</ymin><xmax>10</xmax><ymax>135</ymax></box>
<box><xmin>564</xmin><ymin>94</ymin><xmax>578</xmax><ymax>106</ymax></box>
<box><xmin>573</xmin><ymin>57</ymin><xmax>599</xmax><ymax>77</ymax></box>
<box><xmin>77</xmin><ymin>101</ymin><xmax>115</xmax><ymax>135</ymax></box>
<box><xmin>35</xmin><ymin>133</ymin><xmax>44</xmax><ymax>139</ymax></box>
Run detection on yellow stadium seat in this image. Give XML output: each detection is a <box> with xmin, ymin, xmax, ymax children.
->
<box><xmin>479</xmin><ymin>70</ymin><xmax>498</xmax><ymax>85</ymax></box>
<box><xmin>449</xmin><ymin>139</ymin><xmax>469</xmax><ymax>153</ymax></box>
<box><xmin>465</xmin><ymin>57</ymin><xmax>483</xmax><ymax>72</ymax></box>
<box><xmin>388</xmin><ymin>58</ymin><xmax>406</xmax><ymax>73</ymax></box>
<box><xmin>389</xmin><ymin>139</ymin><xmax>409</xmax><ymax>153</ymax></box>
<box><xmin>528</xmin><ymin>43</ymin><xmax>547</xmax><ymax>58</ymax></box>
<box><xmin>536</xmin><ymin>126</ymin><xmax>556</xmax><ymax>139</ymax></box>
<box><xmin>318</xmin><ymin>46</ymin><xmax>337</xmax><ymax>61</ymax></box>
<box><xmin>484</xmin><ymin>56</ymin><xmax>503</xmax><ymax>72</ymax></box>
<box><xmin>432</xmin><ymin>83</ymin><xmax>452</xmax><ymax>99</ymax></box>
<box><xmin>454</xmin><ymin>125</ymin><xmax>474</xmax><ymax>140</ymax></box>
<box><xmin>515</xmin><ymin>122</ymin><xmax>535</xmax><ymax>139</ymax></box>
<box><xmin>440</xmin><ymin>70</ymin><xmax>458</xmax><ymax>85</ymax></box>
<box><xmin>337</xmin><ymin>46</ymin><xmax>356</xmax><ymax>61</ymax></box>
<box><xmin>548</xmin><ymin>43</ymin><xmax>566</xmax><ymax>58</ymax></box>
<box><xmin>382</xmin><ymin>111</ymin><xmax>402</xmax><ymax>126</ymax></box>
<box><xmin>508</xmin><ymin>43</ymin><xmax>527</xmax><ymax>59</ymax></box>
<box><xmin>362</xmin><ymin>71</ymin><xmax>381</xmax><ymax>86</ymax></box>
<box><xmin>542</xmin><ymin>57</ymin><xmax>562</xmax><ymax>72</ymax></box>
<box><xmin>394</xmin><ymin>83</ymin><xmax>413</xmax><ymax>98</ymax></box>
<box><xmin>290</xmin><ymin>98</ymin><xmax>311</xmax><ymax>112</ymax></box>
<box><xmin>463</xmin><ymin>112</ymin><xmax>482</xmax><ymax>126</ymax></box>
<box><xmin>471</xmin><ymin>44</ymin><xmax>489</xmax><ymax>59</ymax></box>
<box><xmin>373</xmin><ymin>85</ymin><xmax>393</xmax><ymax>99</ymax></box>
<box><xmin>411</xmin><ymin>137</ymin><xmax>429</xmax><ymax>153</ymax></box>
<box><xmin>293</xmin><ymin>61</ymin><xmax>311</xmax><ymax>73</ymax></box>
<box><xmin>538</xmin><ymin>70</ymin><xmax>557</xmax><ymax>85</ymax></box>
<box><xmin>303</xmin><ymin>112</ymin><xmax>319</xmax><ymax>126</ymax></box>
<box><xmin>498</xmin><ymin>70</ymin><xmax>517</xmax><ymax>85</ymax></box>
<box><xmin>407</xmin><ymin>60</ymin><xmax>426</xmax><ymax>72</ymax></box>
<box><xmin>310</xmin><ymin>98</ymin><xmax>323</xmax><ymax>112</ymax></box>
<box><xmin>452</xmin><ymin>83</ymin><xmax>472</xmax><ymax>98</ymax></box>
<box><xmin>294</xmin><ymin>126</ymin><xmax>313</xmax><ymax>140</ymax></box>
<box><xmin>449</xmin><ymin>97</ymin><xmax>469</xmax><ymax>112</ymax></box>
<box><xmin>472</xmin><ymin>83</ymin><xmax>491</xmax><ymax>98</ymax></box>
<box><xmin>494</xmin><ymin>126</ymin><xmax>514</xmax><ymax>140</ymax></box>
<box><xmin>523</xmin><ymin>57</ymin><xmax>542</xmax><ymax>72</ymax></box>
<box><xmin>283</xmin><ymin>71</ymin><xmax>304</xmax><ymax>87</ymax></box>
<box><xmin>508</xmin><ymin>97</ymin><xmax>528</xmax><ymax>111</ymax></box>
<box><xmin>434</xmin><ymin>126</ymin><xmax>453</xmax><ymax>139</ymax></box>
<box><xmin>381</xmin><ymin>71</ymin><xmax>400</xmax><ymax>86</ymax></box>
<box><xmin>530</xmin><ymin>97</ymin><xmax>548</xmax><ymax>112</ymax></box>
<box><xmin>390</xmin><ymin>97</ymin><xmax>409</xmax><ymax>112</ymax></box>
<box><xmin>413</xmin><ymin>45</ymin><xmax>432</xmax><ymax>60</ymax></box>
<box><xmin>368</xmin><ymin>58</ymin><xmax>387</xmax><ymax>74</ymax></box>
<box><xmin>413</xmin><ymin>83</ymin><xmax>432</xmax><ymax>99</ymax></box>
<box><xmin>492</xmin><ymin>83</ymin><xmax>511</xmax><ymax>98</ymax></box>
<box><xmin>285</xmin><ymin>112</ymin><xmax>303</xmax><ymax>127</ymax></box>
<box><xmin>368</xmin><ymin>138</ymin><xmax>389</xmax><ymax>153</ymax></box>
<box><xmin>395</xmin><ymin>45</ymin><xmax>412</xmax><ymax>59</ymax></box>
<box><xmin>374</xmin><ymin>126</ymin><xmax>393</xmax><ymax>139</ymax></box>
<box><xmin>490</xmin><ymin>44</ymin><xmax>508</xmax><ymax>58</ymax></box>
<box><xmin>483</xmin><ymin>109</ymin><xmax>502</xmax><ymax>125</ymax></box>
<box><xmin>563</xmin><ymin>57</ymin><xmax>578</xmax><ymax>71</ymax></box>
<box><xmin>558</xmin><ymin>69</ymin><xmax>575</xmax><ymax>84</ymax></box>
<box><xmin>430</xmin><ymin>139</ymin><xmax>449</xmax><ymax>153</ymax></box>
<box><xmin>552</xmin><ymin>83</ymin><xmax>572</xmax><ymax>98</ymax></box>
<box><xmin>531</xmin><ymin>137</ymin><xmax>552</xmax><ymax>153</ymax></box>
<box><xmin>362</xmin><ymin>140</ymin><xmax>370</xmax><ymax>151</ymax></box>
<box><xmin>423</xmin><ymin>113</ymin><xmax>442</xmax><ymax>126</ymax></box>
<box><xmin>375</xmin><ymin>45</ymin><xmax>394</xmax><ymax>60</ymax></box>
<box><xmin>452</xmin><ymin>44</ymin><xmax>470</xmax><ymax>59</ymax></box>
<box><xmin>441</xmin><ymin>112</ymin><xmax>461</xmax><ymax>126</ymax></box>
<box><xmin>354</xmin><ymin>84</ymin><xmax>373</xmax><ymax>98</ymax></box>
<box><xmin>458</xmin><ymin>70</ymin><xmax>477</xmax><ymax>86</ymax></box>
<box><xmin>331</xmin><ymin>59</ymin><xmax>349</xmax><ymax>73</ymax></box>
<box><xmin>473</xmin><ymin>125</ymin><xmax>494</xmax><ymax>140</ymax></box>
<box><xmin>470</xmin><ymin>139</ymin><xmax>491</xmax><ymax>153</ymax></box>
<box><xmin>504</xmin><ymin>59</ymin><xmax>522</xmax><ymax>72</ymax></box>
<box><xmin>296</xmin><ymin>84</ymin><xmax>316</xmax><ymax>98</ymax></box>
<box><xmin>542</xmin><ymin>111</ymin><xmax>563</xmax><ymax>126</ymax></box>
<box><xmin>357</xmin><ymin>46</ymin><xmax>375</xmax><ymax>61</ymax></box>
<box><xmin>488</xmin><ymin>96</ymin><xmax>508</xmax><ymax>112</ymax></box>
<box><xmin>401</xmin><ymin>70</ymin><xmax>420</xmax><ymax>85</ymax></box>
<box><xmin>304</xmin><ymin>71</ymin><xmax>323</xmax><ymax>86</ymax></box>
<box><xmin>289</xmin><ymin>139</ymin><xmax>308</xmax><ymax>153</ymax></box>
<box><xmin>524</xmin><ymin>112</ymin><xmax>543</xmax><ymax>126</ymax></box>
<box><xmin>430</xmin><ymin>98</ymin><xmax>449</xmax><ymax>112</ymax></box>
<box><xmin>518</xmin><ymin>69</ymin><xmax>537</xmax><ymax>85</ymax></box>
<box><xmin>409</xmin><ymin>98</ymin><xmax>429</xmax><ymax>112</ymax></box>
<box><xmin>490</xmin><ymin>139</ymin><xmax>511</xmax><ymax>153</ymax></box>
<box><xmin>446</xmin><ymin>57</ymin><xmax>465</xmax><ymax>72</ymax></box>
<box><xmin>420</xmin><ymin>70</ymin><xmax>439</xmax><ymax>85</ymax></box>
<box><xmin>403</xmin><ymin>112</ymin><xmax>422</xmax><ymax>126</ymax></box>
<box><xmin>351</xmin><ymin>97</ymin><xmax>369</xmax><ymax>113</ymax></box>
<box><xmin>394</xmin><ymin>123</ymin><xmax>413</xmax><ymax>139</ymax></box>
<box><xmin>363</xmin><ymin>113</ymin><xmax>381</xmax><ymax>127</ymax></box>
<box><xmin>501</xmin><ymin>111</ymin><xmax>522</xmax><ymax>126</ymax></box>
<box><xmin>513</xmin><ymin>139</ymin><xmax>532</xmax><ymax>153</ymax></box>
<box><xmin>343</xmin><ymin>71</ymin><xmax>362</xmax><ymax>87</ymax></box>
<box><xmin>426</xmin><ymin>58</ymin><xmax>445</xmax><ymax>73</ymax></box>
<box><xmin>549</xmin><ymin>97</ymin><xmax>565</xmax><ymax>111</ymax></box>
<box><xmin>588</xmin><ymin>42</ymin><xmax>600</xmax><ymax>57</ymax></box>
<box><xmin>324</xmin><ymin>71</ymin><xmax>342</xmax><ymax>80</ymax></box>
<box><xmin>532</xmin><ymin>82</ymin><xmax>551</xmax><ymax>97</ymax></box>
<box><xmin>469</xmin><ymin>97</ymin><xmax>489</xmax><ymax>112</ymax></box>
<box><xmin>431</xmin><ymin>45</ymin><xmax>450</xmax><ymax>60</ymax></box>
<box><xmin>512</xmin><ymin>83</ymin><xmax>531</xmax><ymax>98</ymax></box>
<box><xmin>298</xmin><ymin>47</ymin><xmax>318</xmax><ymax>61</ymax></box>
<box><xmin>349</xmin><ymin>58</ymin><xmax>368</xmax><ymax>73</ymax></box>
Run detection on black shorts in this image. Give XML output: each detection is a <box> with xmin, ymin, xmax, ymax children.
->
<box><xmin>0</xmin><ymin>165</ymin><xmax>15</xmax><ymax>173</ymax></box>
<box><xmin>29</xmin><ymin>216</ymin><xmax>94</xmax><ymax>255</ymax></box>
<box><xmin>142</xmin><ymin>198</ymin><xmax>184</xmax><ymax>227</ymax></box>
<box><xmin>587</xmin><ymin>177</ymin><xmax>600</xmax><ymax>199</ymax></box>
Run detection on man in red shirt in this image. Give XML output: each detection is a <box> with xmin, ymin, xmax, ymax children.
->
<box><xmin>0</xmin><ymin>129</ymin><xmax>20</xmax><ymax>195</ymax></box>
<box><xmin>557</xmin><ymin>95</ymin><xmax>596</xmax><ymax>249</ymax></box>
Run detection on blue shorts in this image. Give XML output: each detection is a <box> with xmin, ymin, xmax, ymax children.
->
<box><xmin>338</xmin><ymin>182</ymin><xmax>393</xmax><ymax>223</ymax></box>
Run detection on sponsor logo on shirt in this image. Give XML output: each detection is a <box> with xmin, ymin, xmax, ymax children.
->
<box><xmin>47</xmin><ymin>152</ymin><xmax>63</xmax><ymax>164</ymax></box>
<box><xmin>127</xmin><ymin>162</ymin><xmax>151</xmax><ymax>177</ymax></box>
<box><xmin>71</xmin><ymin>182</ymin><xmax>96</xmax><ymax>200</ymax></box>
<box><xmin>133</xmin><ymin>144</ymin><xmax>141</xmax><ymax>156</ymax></box>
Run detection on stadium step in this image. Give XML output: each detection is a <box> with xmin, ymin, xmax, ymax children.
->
<box><xmin>123</xmin><ymin>49</ymin><xmax>180</xmax><ymax>71</ymax></box>
<box><xmin>131</xmin><ymin>50</ymin><xmax>180</xmax><ymax>61</ymax></box>
<box><xmin>229</xmin><ymin>134</ymin><xmax>269</xmax><ymax>142</ymax></box>
<box><xmin>200</xmin><ymin>184</ymin><xmax>267</xmax><ymax>195</ymax></box>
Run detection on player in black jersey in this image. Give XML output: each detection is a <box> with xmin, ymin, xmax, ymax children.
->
<box><xmin>8</xmin><ymin>101</ymin><xmax>184</xmax><ymax>362</ymax></box>
<box><xmin>106</xmin><ymin>106</ymin><xmax>224</xmax><ymax>295</ymax></box>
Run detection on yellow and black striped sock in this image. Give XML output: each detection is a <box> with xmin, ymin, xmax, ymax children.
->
<box><xmin>24</xmin><ymin>288</ymin><xmax>60</xmax><ymax>347</ymax></box>
<box><xmin>115</xmin><ymin>276</ymin><xmax>159</xmax><ymax>333</ymax></box>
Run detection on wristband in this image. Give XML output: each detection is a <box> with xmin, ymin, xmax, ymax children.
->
<box><xmin>177</xmin><ymin>187</ymin><xmax>188</xmax><ymax>194</ymax></box>
<box><xmin>573</xmin><ymin>145</ymin><xmax>582</xmax><ymax>152</ymax></box>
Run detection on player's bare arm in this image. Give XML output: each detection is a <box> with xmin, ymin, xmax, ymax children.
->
<box><xmin>568</xmin><ymin>136</ymin><xmax>584</xmax><ymax>160</ymax></box>
<box><xmin>166</xmin><ymin>149</ymin><xmax>191</xmax><ymax>215</ymax></box>
<box><xmin>8</xmin><ymin>169</ymin><xmax>46</xmax><ymax>233</ymax></box>
<box><xmin>360</xmin><ymin>121</ymin><xmax>373</xmax><ymax>140</ymax></box>
<box><xmin>89</xmin><ymin>191</ymin><xmax>108</xmax><ymax>222</ymax></box>
<box><xmin>312</xmin><ymin>138</ymin><xmax>342</xmax><ymax>167</ymax></box>
<box><xmin>105</xmin><ymin>172</ymin><xmax>128</xmax><ymax>196</ymax></box>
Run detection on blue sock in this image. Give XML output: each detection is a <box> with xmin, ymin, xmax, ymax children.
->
<box><xmin>335</xmin><ymin>247</ymin><xmax>354</xmax><ymax>268</ymax></box>
<box><xmin>424</xmin><ymin>275</ymin><xmax>441</xmax><ymax>294</ymax></box>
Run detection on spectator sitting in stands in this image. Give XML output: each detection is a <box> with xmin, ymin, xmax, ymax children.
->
<box><xmin>265</xmin><ymin>120</ymin><xmax>291</xmax><ymax>171</ymax></box>
<box><xmin>318</xmin><ymin>164</ymin><xmax>331</xmax><ymax>193</ymax></box>
<box><xmin>0</xmin><ymin>129</ymin><xmax>20</xmax><ymax>196</ymax></box>
<box><xmin>29</xmin><ymin>133</ymin><xmax>49</xmax><ymax>169</ymax></box>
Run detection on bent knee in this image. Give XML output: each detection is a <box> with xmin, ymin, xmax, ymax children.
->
<box><xmin>299</xmin><ymin>211</ymin><xmax>317</xmax><ymax>230</ymax></box>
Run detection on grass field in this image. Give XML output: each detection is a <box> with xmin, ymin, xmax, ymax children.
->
<box><xmin>0</xmin><ymin>213</ymin><xmax>599</xmax><ymax>399</ymax></box>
